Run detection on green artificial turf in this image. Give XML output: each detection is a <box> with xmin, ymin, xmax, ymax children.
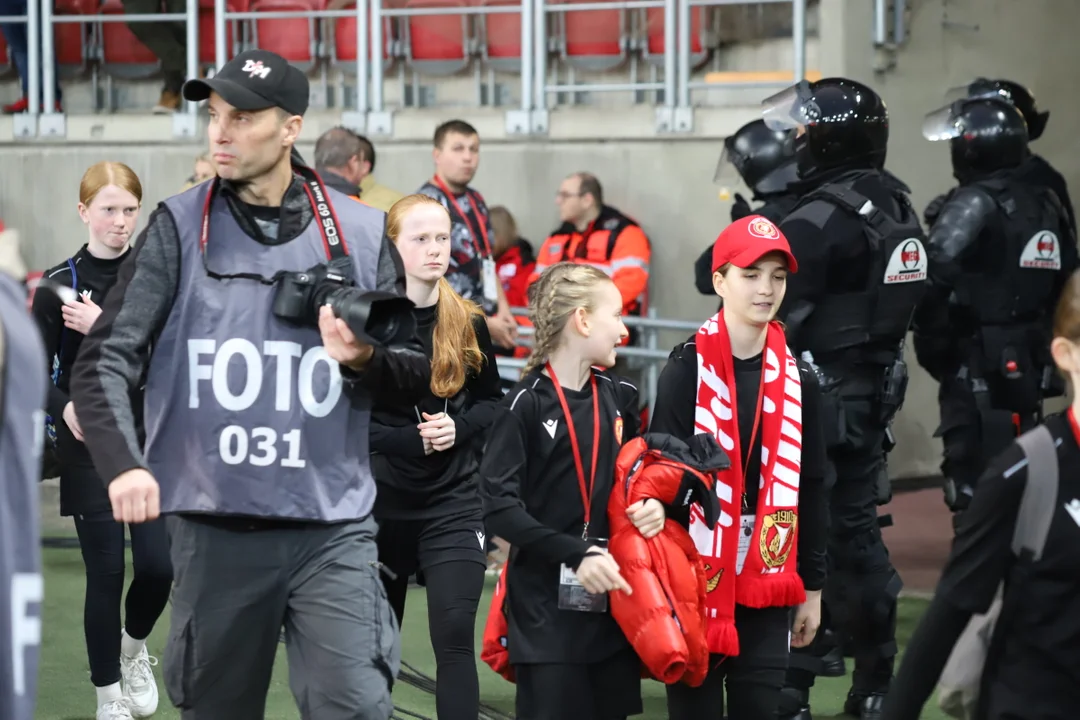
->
<box><xmin>33</xmin><ymin>548</ymin><xmax>948</xmax><ymax>719</ymax></box>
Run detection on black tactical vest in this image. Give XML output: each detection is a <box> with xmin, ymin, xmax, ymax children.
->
<box><xmin>953</xmin><ymin>178</ymin><xmax>1066</xmax><ymax>326</ymax></box>
<box><xmin>795</xmin><ymin>183</ymin><xmax>928</xmax><ymax>359</ymax></box>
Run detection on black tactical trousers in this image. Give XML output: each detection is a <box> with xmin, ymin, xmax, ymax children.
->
<box><xmin>785</xmin><ymin>395</ymin><xmax>900</xmax><ymax>703</ymax></box>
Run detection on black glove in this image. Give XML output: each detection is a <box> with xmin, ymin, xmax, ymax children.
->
<box><xmin>730</xmin><ymin>193</ymin><xmax>754</xmax><ymax>222</ymax></box>
<box><xmin>923</xmin><ymin>193</ymin><xmax>948</xmax><ymax>227</ymax></box>
<box><xmin>943</xmin><ymin>477</ymin><xmax>973</xmax><ymax>513</ymax></box>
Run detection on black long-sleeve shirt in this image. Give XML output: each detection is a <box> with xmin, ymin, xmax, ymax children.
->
<box><xmin>70</xmin><ymin>176</ymin><xmax>422</xmax><ymax>488</ymax></box>
<box><xmin>371</xmin><ymin>306</ymin><xmax>502</xmax><ymax>519</ymax></box>
<box><xmin>31</xmin><ymin>245</ymin><xmax>129</xmax><ymax>515</ymax></box>
<box><xmin>648</xmin><ymin>337</ymin><xmax>829</xmax><ymax>591</ymax></box>
<box><xmin>480</xmin><ymin>367</ymin><xmax>640</xmax><ymax>664</ymax></box>
<box><xmin>885</xmin><ymin>412</ymin><xmax>1080</xmax><ymax>720</ymax></box>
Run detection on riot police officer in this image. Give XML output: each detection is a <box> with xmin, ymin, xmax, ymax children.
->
<box><xmin>762</xmin><ymin>77</ymin><xmax>927</xmax><ymax>720</ymax></box>
<box><xmin>914</xmin><ymin>96</ymin><xmax>1078</xmax><ymax>512</ymax></box>
<box><xmin>924</xmin><ymin>78</ymin><xmax>1074</xmax><ymax>235</ymax></box>
<box><xmin>694</xmin><ymin>119</ymin><xmax>801</xmax><ymax>296</ymax></box>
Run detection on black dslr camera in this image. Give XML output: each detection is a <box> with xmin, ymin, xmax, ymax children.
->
<box><xmin>272</xmin><ymin>256</ymin><xmax>416</xmax><ymax>347</ymax></box>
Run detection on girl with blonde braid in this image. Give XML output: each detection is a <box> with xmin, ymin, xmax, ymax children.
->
<box><xmin>480</xmin><ymin>262</ymin><xmax>659</xmax><ymax>720</ymax></box>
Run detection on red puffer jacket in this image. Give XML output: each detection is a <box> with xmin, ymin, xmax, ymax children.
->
<box><xmin>481</xmin><ymin>563</ymin><xmax>515</xmax><ymax>682</ymax></box>
<box><xmin>607</xmin><ymin>433</ymin><xmax>728</xmax><ymax>687</ymax></box>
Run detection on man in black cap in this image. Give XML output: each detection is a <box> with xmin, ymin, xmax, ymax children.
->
<box><xmin>0</xmin><ymin>222</ymin><xmax>46</xmax><ymax>720</ymax></box>
<box><xmin>72</xmin><ymin>49</ymin><xmax>427</xmax><ymax>719</ymax></box>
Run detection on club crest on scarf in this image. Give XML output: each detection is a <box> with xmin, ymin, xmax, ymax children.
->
<box><xmin>689</xmin><ymin>309</ymin><xmax>807</xmax><ymax>656</ymax></box>
<box><xmin>760</xmin><ymin>509</ymin><xmax>798</xmax><ymax>569</ymax></box>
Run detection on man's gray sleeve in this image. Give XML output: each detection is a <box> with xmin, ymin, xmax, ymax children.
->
<box><xmin>0</xmin><ymin>271</ymin><xmax>47</xmax><ymax>720</ymax></box>
<box><xmin>70</xmin><ymin>207</ymin><xmax>181</xmax><ymax>485</ymax></box>
<box><xmin>374</xmin><ymin>215</ymin><xmax>407</xmax><ymax>296</ymax></box>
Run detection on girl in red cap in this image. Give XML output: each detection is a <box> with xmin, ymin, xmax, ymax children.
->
<box><xmin>649</xmin><ymin>214</ymin><xmax>830</xmax><ymax>718</ymax></box>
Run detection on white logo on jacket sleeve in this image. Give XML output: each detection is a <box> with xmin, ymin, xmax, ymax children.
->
<box><xmin>883</xmin><ymin>238</ymin><xmax>927</xmax><ymax>284</ymax></box>
<box><xmin>1019</xmin><ymin>231</ymin><xmax>1061</xmax><ymax>270</ymax></box>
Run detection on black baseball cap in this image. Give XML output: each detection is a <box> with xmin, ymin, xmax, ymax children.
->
<box><xmin>182</xmin><ymin>49</ymin><xmax>309</xmax><ymax>117</ymax></box>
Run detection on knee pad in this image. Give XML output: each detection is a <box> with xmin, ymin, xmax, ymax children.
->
<box><xmin>854</xmin><ymin>569</ymin><xmax>901</xmax><ymax>659</ymax></box>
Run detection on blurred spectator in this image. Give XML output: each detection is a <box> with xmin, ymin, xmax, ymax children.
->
<box><xmin>0</xmin><ymin>0</ymin><xmax>61</xmax><ymax>113</ymax></box>
<box><xmin>181</xmin><ymin>152</ymin><xmax>215</xmax><ymax>191</ymax></box>
<box><xmin>314</xmin><ymin>126</ymin><xmax>404</xmax><ymax>211</ymax></box>
<box><xmin>119</xmin><ymin>0</ymin><xmax>187</xmax><ymax>113</ymax></box>
<box><xmin>418</xmin><ymin>119</ymin><xmax>517</xmax><ymax>350</ymax></box>
<box><xmin>529</xmin><ymin>172</ymin><xmax>651</xmax><ymax>342</ymax></box>
<box><xmin>489</xmin><ymin>205</ymin><xmax>534</xmax><ymax>312</ymax></box>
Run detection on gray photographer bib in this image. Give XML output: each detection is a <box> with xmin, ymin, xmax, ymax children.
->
<box><xmin>147</xmin><ymin>182</ymin><xmax>384</xmax><ymax>521</ymax></box>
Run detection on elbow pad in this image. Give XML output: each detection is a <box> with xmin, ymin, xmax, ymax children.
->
<box><xmin>927</xmin><ymin>188</ymin><xmax>997</xmax><ymax>285</ymax></box>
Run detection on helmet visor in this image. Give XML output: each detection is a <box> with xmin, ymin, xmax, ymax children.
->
<box><xmin>761</xmin><ymin>80</ymin><xmax>815</xmax><ymax>131</ymax></box>
<box><xmin>922</xmin><ymin>102</ymin><xmax>964</xmax><ymax>142</ymax></box>
<box><xmin>943</xmin><ymin>78</ymin><xmax>1003</xmax><ymax>105</ymax></box>
<box><xmin>714</xmin><ymin>145</ymin><xmax>748</xmax><ymax>201</ymax></box>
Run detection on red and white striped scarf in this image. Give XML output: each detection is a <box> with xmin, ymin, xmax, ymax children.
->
<box><xmin>690</xmin><ymin>310</ymin><xmax>806</xmax><ymax>656</ymax></box>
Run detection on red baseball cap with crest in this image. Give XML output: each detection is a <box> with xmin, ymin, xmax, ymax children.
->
<box><xmin>711</xmin><ymin>214</ymin><xmax>798</xmax><ymax>274</ymax></box>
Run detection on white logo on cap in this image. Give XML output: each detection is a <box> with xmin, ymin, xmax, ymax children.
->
<box><xmin>243</xmin><ymin>59</ymin><xmax>271</xmax><ymax>79</ymax></box>
<box><xmin>747</xmin><ymin>217</ymin><xmax>779</xmax><ymax>239</ymax></box>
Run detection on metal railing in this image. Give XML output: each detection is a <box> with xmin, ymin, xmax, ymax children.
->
<box><xmin>681</xmin><ymin>0</ymin><xmax>806</xmax><ymax>105</ymax></box>
<box><xmin>36</xmin><ymin>1</ymin><xmax>200</xmax><ymax>137</ymax></box>
<box><xmin>499</xmin><ymin>307</ymin><xmax>700</xmax><ymax>413</ymax></box>
<box><xmin>20</xmin><ymin>0</ymin><xmax>809</xmax><ymax>136</ymax></box>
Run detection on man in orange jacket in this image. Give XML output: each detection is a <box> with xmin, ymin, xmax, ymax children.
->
<box><xmin>529</xmin><ymin>173</ymin><xmax>651</xmax><ymax>341</ymax></box>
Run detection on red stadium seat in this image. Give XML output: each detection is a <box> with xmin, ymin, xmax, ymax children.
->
<box><xmin>329</xmin><ymin>2</ymin><xmax>396</xmax><ymax>74</ymax></box>
<box><xmin>248</xmin><ymin>0</ymin><xmax>321</xmax><ymax>70</ymax></box>
<box><xmin>198</xmin><ymin>0</ymin><xmax>241</xmax><ymax>67</ymax></box>
<box><xmin>403</xmin><ymin>0</ymin><xmax>471</xmax><ymax>75</ymax></box>
<box><xmin>98</xmin><ymin>0</ymin><xmax>160</xmax><ymax>78</ymax></box>
<box><xmin>54</xmin><ymin>0</ymin><xmax>95</xmax><ymax>78</ymax></box>
<box><xmin>561</xmin><ymin>0</ymin><xmax>625</xmax><ymax>71</ymax></box>
<box><xmin>0</xmin><ymin>29</ymin><xmax>12</xmax><ymax>80</ymax></box>
<box><xmin>643</xmin><ymin>6</ymin><xmax>707</xmax><ymax>68</ymax></box>
<box><xmin>478</xmin><ymin>0</ymin><xmax>520</xmax><ymax>72</ymax></box>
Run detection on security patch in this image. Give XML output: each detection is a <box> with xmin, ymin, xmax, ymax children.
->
<box><xmin>883</xmin><ymin>238</ymin><xmax>927</xmax><ymax>284</ymax></box>
<box><xmin>1019</xmin><ymin>230</ymin><xmax>1061</xmax><ymax>270</ymax></box>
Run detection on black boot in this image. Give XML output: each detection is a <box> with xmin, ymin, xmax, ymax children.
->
<box><xmin>843</xmin><ymin>690</ymin><xmax>885</xmax><ymax>720</ymax></box>
<box><xmin>778</xmin><ymin>686</ymin><xmax>813</xmax><ymax>720</ymax></box>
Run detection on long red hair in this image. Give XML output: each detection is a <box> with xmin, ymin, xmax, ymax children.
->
<box><xmin>387</xmin><ymin>194</ymin><xmax>485</xmax><ymax>397</ymax></box>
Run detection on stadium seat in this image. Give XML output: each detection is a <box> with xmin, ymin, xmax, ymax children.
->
<box><xmin>402</xmin><ymin>0</ymin><xmax>472</xmax><ymax>76</ymax></box>
<box><xmin>478</xmin><ymin>0</ymin><xmax>521</xmax><ymax>73</ymax></box>
<box><xmin>247</xmin><ymin>0</ymin><xmax>321</xmax><ymax>71</ymax></box>
<box><xmin>642</xmin><ymin>6</ymin><xmax>707</xmax><ymax>69</ymax></box>
<box><xmin>0</xmin><ymin>30</ymin><xmax>11</xmax><ymax>80</ymax></box>
<box><xmin>199</xmin><ymin>0</ymin><xmax>242</xmax><ymax>68</ymax></box>
<box><xmin>560</xmin><ymin>0</ymin><xmax>626</xmax><ymax>72</ymax></box>
<box><xmin>54</xmin><ymin>0</ymin><xmax>95</xmax><ymax>79</ymax></box>
<box><xmin>98</xmin><ymin>0</ymin><xmax>161</xmax><ymax>79</ymax></box>
<box><xmin>328</xmin><ymin>2</ymin><xmax>397</xmax><ymax>75</ymax></box>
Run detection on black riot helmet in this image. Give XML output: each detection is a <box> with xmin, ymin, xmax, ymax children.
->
<box><xmin>761</xmin><ymin>77</ymin><xmax>889</xmax><ymax>178</ymax></box>
<box><xmin>714</xmin><ymin>119</ymin><xmax>798</xmax><ymax>196</ymax></box>
<box><xmin>944</xmin><ymin>77</ymin><xmax>1048</xmax><ymax>141</ymax></box>
<box><xmin>922</xmin><ymin>97</ymin><xmax>1029</xmax><ymax>181</ymax></box>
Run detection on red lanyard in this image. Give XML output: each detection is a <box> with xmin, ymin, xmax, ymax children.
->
<box><xmin>433</xmin><ymin>176</ymin><xmax>491</xmax><ymax>258</ymax></box>
<box><xmin>736</xmin><ymin>364</ymin><xmax>767</xmax><ymax>511</ymax></box>
<box><xmin>1068</xmin><ymin>407</ymin><xmax>1080</xmax><ymax>447</ymax></box>
<box><xmin>547</xmin><ymin>363</ymin><xmax>601</xmax><ymax>539</ymax></box>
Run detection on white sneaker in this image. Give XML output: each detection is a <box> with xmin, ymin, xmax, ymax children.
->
<box><xmin>97</xmin><ymin>699</ymin><xmax>134</xmax><ymax>720</ymax></box>
<box><xmin>120</xmin><ymin>646</ymin><xmax>160</xmax><ymax>718</ymax></box>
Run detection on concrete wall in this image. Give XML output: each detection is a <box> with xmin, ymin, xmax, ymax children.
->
<box><xmin>1</xmin><ymin>0</ymin><xmax>1076</xmax><ymax>480</ymax></box>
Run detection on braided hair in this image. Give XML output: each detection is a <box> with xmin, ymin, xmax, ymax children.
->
<box><xmin>522</xmin><ymin>262</ymin><xmax>613</xmax><ymax>376</ymax></box>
